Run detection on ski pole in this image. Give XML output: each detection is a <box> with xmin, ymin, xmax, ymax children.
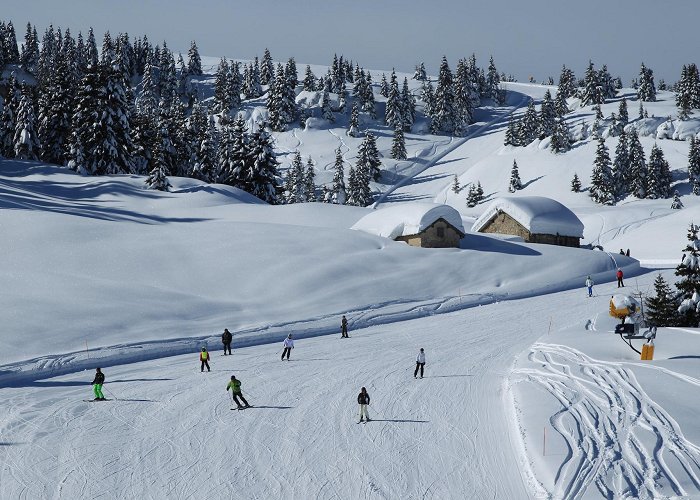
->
<box><xmin>104</xmin><ymin>387</ymin><xmax>118</xmax><ymax>401</ymax></box>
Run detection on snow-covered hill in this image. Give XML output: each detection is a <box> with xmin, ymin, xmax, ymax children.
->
<box><xmin>2</xmin><ymin>63</ymin><xmax>700</xmax><ymax>499</ymax></box>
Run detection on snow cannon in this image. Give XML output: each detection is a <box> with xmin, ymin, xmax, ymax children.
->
<box><xmin>609</xmin><ymin>294</ymin><xmax>640</xmax><ymax>323</ymax></box>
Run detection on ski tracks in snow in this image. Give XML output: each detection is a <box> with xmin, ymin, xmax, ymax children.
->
<box><xmin>512</xmin><ymin>343</ymin><xmax>700</xmax><ymax>499</ymax></box>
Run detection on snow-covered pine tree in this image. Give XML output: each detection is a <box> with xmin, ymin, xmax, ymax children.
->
<box><xmin>670</xmin><ymin>190</ymin><xmax>683</xmax><ymax>209</ymax></box>
<box><xmin>361</xmin><ymin>71</ymin><xmax>376</xmax><ymax>119</ymax></box>
<box><xmin>284</xmin><ymin>151</ymin><xmax>305</xmax><ymax>203</ymax></box>
<box><xmin>228</xmin><ymin>61</ymin><xmax>242</xmax><ymax>109</ymax></box>
<box><xmin>627</xmin><ymin>129</ymin><xmax>647</xmax><ymax>198</ymax></box>
<box><xmin>504</xmin><ymin>117</ymin><xmax>520</xmax><ymax>146</ymax></box>
<box><xmin>637</xmin><ymin>62</ymin><xmax>657</xmax><ymax>102</ymax></box>
<box><xmin>452</xmin><ymin>174</ymin><xmax>460</xmax><ymax>193</ymax></box>
<box><xmin>645</xmin><ymin>274</ymin><xmax>679</xmax><ymax>326</ymax></box>
<box><xmin>268</xmin><ymin>64</ymin><xmax>286</xmax><ymax>131</ymax></box>
<box><xmin>285</xmin><ymin>57</ymin><xmax>298</xmax><ymax>90</ymax></box>
<box><xmin>413</xmin><ymin>62</ymin><xmax>427</xmax><ymax>81</ymax></box>
<box><xmin>453</xmin><ymin>58</ymin><xmax>474</xmax><ymax>134</ymax></box>
<box><xmin>466</xmin><ymin>182</ymin><xmax>484</xmax><ymax>207</ymax></box>
<box><xmin>225</xmin><ymin>114</ymin><xmax>251</xmax><ymax>189</ymax></box>
<box><xmin>618</xmin><ymin>97</ymin><xmax>629</xmax><ymax>125</ymax></box>
<box><xmin>385</xmin><ymin>70</ymin><xmax>403</xmax><ymax>130</ymax></box>
<box><xmin>431</xmin><ymin>56</ymin><xmax>457</xmax><ymax>134</ymax></box>
<box><xmin>687</xmin><ymin>135</ymin><xmax>700</xmax><ymax>194</ymax></box>
<box><xmin>19</xmin><ymin>22</ymin><xmax>39</xmax><ymax>73</ymax></box>
<box><xmin>557</xmin><ymin>64</ymin><xmax>577</xmax><ymax>99</ymax></box>
<box><xmin>475</xmin><ymin>180</ymin><xmax>484</xmax><ymax>200</ymax></box>
<box><xmin>550</xmin><ymin>117</ymin><xmax>571</xmax><ymax>153</ymax></box>
<box><xmin>638</xmin><ymin>100</ymin><xmax>645</xmax><ymax>120</ymax></box>
<box><xmin>571</xmin><ymin>173</ymin><xmax>582</xmax><ymax>192</ymax></box>
<box><xmin>539</xmin><ymin>89</ymin><xmax>556</xmax><ymax>138</ymax></box>
<box><xmin>192</xmin><ymin>116</ymin><xmax>218</xmax><ymax>183</ymax></box>
<box><xmin>508</xmin><ymin>159</ymin><xmax>522</xmax><ymax>192</ymax></box>
<box><xmin>187</xmin><ymin>40</ymin><xmax>202</xmax><ymax>76</ymax></box>
<box><xmin>358</xmin><ymin>132</ymin><xmax>382</xmax><ymax>181</ymax></box>
<box><xmin>675</xmin><ymin>223</ymin><xmax>700</xmax><ymax>326</ymax></box>
<box><xmin>214</xmin><ymin>58</ymin><xmax>232</xmax><ymax>115</ymax></box>
<box><xmin>247</xmin><ymin>122</ymin><xmax>281</xmax><ymax>204</ymax></box>
<box><xmin>145</xmin><ymin>156</ymin><xmax>171</xmax><ymax>191</ymax></box>
<box><xmin>580</xmin><ymin>60</ymin><xmax>603</xmax><ymax>106</ymax></box>
<box><xmin>0</xmin><ymin>73</ymin><xmax>20</xmax><ymax>157</ymax></box>
<box><xmin>589</xmin><ymin>138</ymin><xmax>615</xmax><ymax>205</ymax></box>
<box><xmin>379</xmin><ymin>73</ymin><xmax>389</xmax><ymax>97</ymax></box>
<box><xmin>13</xmin><ymin>83</ymin><xmax>40</xmax><ymax>160</ymax></box>
<box><xmin>486</xmin><ymin>55</ymin><xmax>501</xmax><ymax>103</ymax></box>
<box><xmin>401</xmin><ymin>78</ymin><xmax>416</xmax><ymax>131</ymax></box>
<box><xmin>348</xmin><ymin>101</ymin><xmax>360</xmax><ymax>137</ymax></box>
<box><xmin>554</xmin><ymin>85</ymin><xmax>569</xmax><ymax>117</ymax></box>
<box><xmin>645</xmin><ymin>144</ymin><xmax>672</xmax><ymax>199</ymax></box>
<box><xmin>518</xmin><ymin>100</ymin><xmax>540</xmax><ymax>145</ymax></box>
<box><xmin>305</xmin><ymin>156</ymin><xmax>317</xmax><ymax>202</ymax></box>
<box><xmin>321</xmin><ymin>89</ymin><xmax>334</xmax><ymax>122</ymax></box>
<box><xmin>260</xmin><ymin>48</ymin><xmax>274</xmax><ymax>86</ymax></box>
<box><xmin>598</xmin><ymin>64</ymin><xmax>617</xmax><ymax>100</ymax></box>
<box><xmin>3</xmin><ymin>21</ymin><xmax>20</xmax><ymax>64</ymax></box>
<box><xmin>421</xmin><ymin>80</ymin><xmax>435</xmax><ymax>118</ymax></box>
<box><xmin>329</xmin><ymin>146</ymin><xmax>346</xmax><ymax>204</ymax></box>
<box><xmin>675</xmin><ymin>64</ymin><xmax>699</xmax><ymax>119</ymax></box>
<box><xmin>303</xmin><ymin>65</ymin><xmax>316</xmax><ymax>91</ymax></box>
<box><xmin>612</xmin><ymin>130</ymin><xmax>629</xmax><ymax>199</ymax></box>
<box><xmin>391</xmin><ymin>125</ymin><xmax>407</xmax><ymax>160</ymax></box>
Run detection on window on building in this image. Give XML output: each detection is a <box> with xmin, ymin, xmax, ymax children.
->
<box><xmin>437</xmin><ymin>226</ymin><xmax>445</xmax><ymax>238</ymax></box>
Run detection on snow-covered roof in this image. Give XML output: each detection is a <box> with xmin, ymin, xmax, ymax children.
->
<box><xmin>351</xmin><ymin>203</ymin><xmax>465</xmax><ymax>239</ymax></box>
<box><xmin>473</xmin><ymin>196</ymin><xmax>584</xmax><ymax>238</ymax></box>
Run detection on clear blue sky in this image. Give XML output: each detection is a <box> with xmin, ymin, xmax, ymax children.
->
<box><xmin>3</xmin><ymin>0</ymin><xmax>696</xmax><ymax>84</ymax></box>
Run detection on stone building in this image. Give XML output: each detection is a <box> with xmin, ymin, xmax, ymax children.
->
<box><xmin>351</xmin><ymin>203</ymin><xmax>465</xmax><ymax>248</ymax></box>
<box><xmin>472</xmin><ymin>196</ymin><xmax>583</xmax><ymax>247</ymax></box>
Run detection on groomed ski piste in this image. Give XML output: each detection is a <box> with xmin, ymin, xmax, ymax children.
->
<box><xmin>2</xmin><ymin>70</ymin><xmax>700</xmax><ymax>499</ymax></box>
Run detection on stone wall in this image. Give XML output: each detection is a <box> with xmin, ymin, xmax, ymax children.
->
<box><xmin>396</xmin><ymin>218</ymin><xmax>463</xmax><ymax>248</ymax></box>
<box><xmin>479</xmin><ymin>212</ymin><xmax>580</xmax><ymax>247</ymax></box>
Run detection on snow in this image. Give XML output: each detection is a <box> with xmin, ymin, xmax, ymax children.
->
<box><xmin>2</xmin><ymin>71</ymin><xmax>700</xmax><ymax>499</ymax></box>
<box><xmin>472</xmin><ymin>196</ymin><xmax>585</xmax><ymax>237</ymax></box>
<box><xmin>350</xmin><ymin>202</ymin><xmax>465</xmax><ymax>239</ymax></box>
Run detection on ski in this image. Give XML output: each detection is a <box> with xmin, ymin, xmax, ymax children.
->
<box><xmin>83</xmin><ymin>399</ymin><xmax>111</xmax><ymax>402</ymax></box>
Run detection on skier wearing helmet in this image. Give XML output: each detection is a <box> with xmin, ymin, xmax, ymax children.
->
<box><xmin>200</xmin><ymin>347</ymin><xmax>211</xmax><ymax>372</ymax></box>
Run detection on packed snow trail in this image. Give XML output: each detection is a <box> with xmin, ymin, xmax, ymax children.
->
<box><xmin>513</xmin><ymin>343</ymin><xmax>700</xmax><ymax>499</ymax></box>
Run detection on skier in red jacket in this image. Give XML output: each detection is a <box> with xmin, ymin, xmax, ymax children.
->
<box><xmin>616</xmin><ymin>268</ymin><xmax>624</xmax><ymax>288</ymax></box>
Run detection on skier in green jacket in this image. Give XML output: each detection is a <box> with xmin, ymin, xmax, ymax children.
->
<box><xmin>226</xmin><ymin>375</ymin><xmax>250</xmax><ymax>409</ymax></box>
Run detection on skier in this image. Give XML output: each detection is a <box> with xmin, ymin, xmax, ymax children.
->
<box><xmin>414</xmin><ymin>348</ymin><xmax>426</xmax><ymax>379</ymax></box>
<box><xmin>226</xmin><ymin>375</ymin><xmax>250</xmax><ymax>409</ymax></box>
<box><xmin>200</xmin><ymin>347</ymin><xmax>211</xmax><ymax>372</ymax></box>
<box><xmin>357</xmin><ymin>387</ymin><xmax>371</xmax><ymax>422</ymax></box>
<box><xmin>222</xmin><ymin>328</ymin><xmax>233</xmax><ymax>355</ymax></box>
<box><xmin>616</xmin><ymin>268</ymin><xmax>625</xmax><ymax>288</ymax></box>
<box><xmin>281</xmin><ymin>334</ymin><xmax>294</xmax><ymax>361</ymax></box>
<box><xmin>91</xmin><ymin>368</ymin><xmax>105</xmax><ymax>401</ymax></box>
<box><xmin>585</xmin><ymin>276</ymin><xmax>594</xmax><ymax>297</ymax></box>
<box><xmin>341</xmin><ymin>315</ymin><xmax>349</xmax><ymax>338</ymax></box>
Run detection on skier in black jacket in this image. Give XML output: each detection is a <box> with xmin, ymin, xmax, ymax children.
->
<box><xmin>222</xmin><ymin>328</ymin><xmax>233</xmax><ymax>355</ymax></box>
<box><xmin>357</xmin><ymin>387</ymin><xmax>371</xmax><ymax>422</ymax></box>
<box><xmin>91</xmin><ymin>368</ymin><xmax>105</xmax><ymax>401</ymax></box>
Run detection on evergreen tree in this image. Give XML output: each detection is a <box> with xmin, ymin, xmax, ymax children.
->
<box><xmin>379</xmin><ymin>73</ymin><xmax>389</xmax><ymax>97</ymax></box>
<box><xmin>466</xmin><ymin>182</ymin><xmax>484</xmax><ymax>207</ymax></box>
<box><xmin>145</xmin><ymin>156</ymin><xmax>171</xmax><ymax>191</ymax></box>
<box><xmin>329</xmin><ymin>146</ymin><xmax>346</xmax><ymax>204</ymax></box>
<box><xmin>3</xmin><ymin>21</ymin><xmax>20</xmax><ymax>64</ymax></box>
<box><xmin>598</xmin><ymin>64</ymin><xmax>616</xmax><ymax>100</ymax></box>
<box><xmin>192</xmin><ymin>116</ymin><xmax>218</xmax><ymax>183</ymax></box>
<box><xmin>580</xmin><ymin>60</ymin><xmax>603</xmax><ymax>106</ymax></box>
<box><xmin>688</xmin><ymin>135</ymin><xmax>700</xmax><ymax>195</ymax></box>
<box><xmin>452</xmin><ymin>174</ymin><xmax>460</xmax><ymax>193</ymax></box>
<box><xmin>554</xmin><ymin>85</ymin><xmax>569</xmax><ymax>117</ymax></box>
<box><xmin>646</xmin><ymin>144</ymin><xmax>672</xmax><ymax>199</ymax></box>
<box><xmin>361</xmin><ymin>71</ymin><xmax>376</xmax><ymax>118</ymax></box>
<box><xmin>557</xmin><ymin>65</ymin><xmax>577</xmax><ymax>99</ymax></box>
<box><xmin>391</xmin><ymin>125</ymin><xmax>407</xmax><ymax>160</ymax></box>
<box><xmin>627</xmin><ymin>130</ymin><xmax>647</xmax><ymax>198</ymax></box>
<box><xmin>645</xmin><ymin>274</ymin><xmax>679</xmax><ymax>326</ymax></box>
<box><xmin>504</xmin><ymin>117</ymin><xmax>520</xmax><ymax>146</ymax></box>
<box><xmin>518</xmin><ymin>101</ymin><xmax>540</xmax><ymax>145</ymax></box>
<box><xmin>384</xmin><ymin>70</ymin><xmax>402</xmax><ymax>129</ymax></box>
<box><xmin>431</xmin><ymin>56</ymin><xmax>458</xmax><ymax>134</ymax></box>
<box><xmin>247</xmin><ymin>123</ymin><xmax>280</xmax><ymax>204</ymax></box>
<box><xmin>675</xmin><ymin>223</ymin><xmax>700</xmax><ymax>326</ymax></box>
<box><xmin>401</xmin><ymin>78</ymin><xmax>415</xmax><ymax>131</ymax></box>
<box><xmin>550</xmin><ymin>117</ymin><xmax>571</xmax><ymax>153</ymax></box>
<box><xmin>453</xmin><ymin>58</ymin><xmax>474</xmax><ymax>134</ymax></box>
<box><xmin>485</xmin><ymin>55</ymin><xmax>501</xmax><ymax>103</ymax></box>
<box><xmin>13</xmin><ymin>84</ymin><xmax>40</xmax><ymax>160</ymax></box>
<box><xmin>421</xmin><ymin>80</ymin><xmax>435</xmax><ymax>118</ymax></box>
<box><xmin>285</xmin><ymin>57</ymin><xmax>298</xmax><ymax>90</ymax></box>
<box><xmin>284</xmin><ymin>151</ymin><xmax>305</xmax><ymax>203</ymax></box>
<box><xmin>413</xmin><ymin>62</ymin><xmax>427</xmax><ymax>81</ymax></box>
<box><xmin>590</xmin><ymin>138</ymin><xmax>615</xmax><ymax>205</ymax></box>
<box><xmin>260</xmin><ymin>48</ymin><xmax>274</xmax><ymax>86</ymax></box>
<box><xmin>213</xmin><ymin>58</ymin><xmax>232</xmax><ymax>114</ymax></box>
<box><xmin>670</xmin><ymin>190</ymin><xmax>683</xmax><ymax>209</ymax></box>
<box><xmin>637</xmin><ymin>62</ymin><xmax>657</xmax><ymax>102</ymax></box>
<box><xmin>303</xmin><ymin>65</ymin><xmax>316</xmax><ymax>91</ymax></box>
<box><xmin>675</xmin><ymin>63</ymin><xmax>700</xmax><ymax>119</ymax></box>
<box><xmin>539</xmin><ymin>89</ymin><xmax>556</xmax><ymax>138</ymax></box>
<box><xmin>508</xmin><ymin>160</ymin><xmax>522</xmax><ymax>192</ymax></box>
<box><xmin>0</xmin><ymin>73</ymin><xmax>20</xmax><ymax>157</ymax></box>
<box><xmin>357</xmin><ymin>132</ymin><xmax>382</xmax><ymax>181</ymax></box>
<box><xmin>305</xmin><ymin>156</ymin><xmax>316</xmax><ymax>201</ymax></box>
<box><xmin>186</xmin><ymin>40</ymin><xmax>202</xmax><ymax>75</ymax></box>
<box><xmin>570</xmin><ymin>173</ymin><xmax>582</xmax><ymax>192</ymax></box>
<box><xmin>612</xmin><ymin>130</ymin><xmax>630</xmax><ymax>198</ymax></box>
<box><xmin>321</xmin><ymin>89</ymin><xmax>334</xmax><ymax>121</ymax></box>
<box><xmin>348</xmin><ymin>101</ymin><xmax>360</xmax><ymax>137</ymax></box>
<box><xmin>19</xmin><ymin>22</ymin><xmax>39</xmax><ymax>73</ymax></box>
